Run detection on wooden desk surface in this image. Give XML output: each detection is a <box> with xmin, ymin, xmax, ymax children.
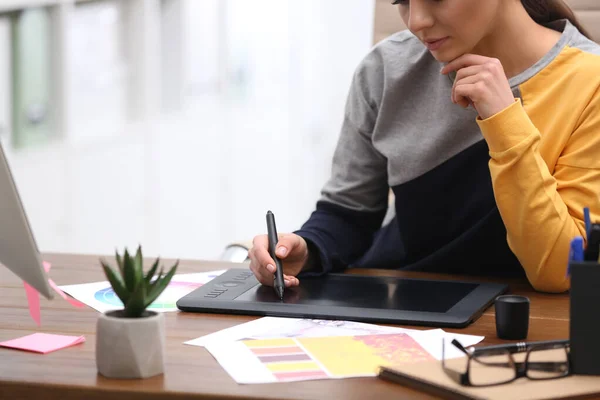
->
<box><xmin>0</xmin><ymin>253</ymin><xmax>569</xmax><ymax>400</ymax></box>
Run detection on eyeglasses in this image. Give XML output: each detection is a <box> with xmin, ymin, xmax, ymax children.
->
<box><xmin>442</xmin><ymin>338</ymin><xmax>570</xmax><ymax>387</ymax></box>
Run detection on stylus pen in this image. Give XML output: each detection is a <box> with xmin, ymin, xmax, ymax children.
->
<box><xmin>266</xmin><ymin>210</ymin><xmax>285</xmax><ymax>300</ymax></box>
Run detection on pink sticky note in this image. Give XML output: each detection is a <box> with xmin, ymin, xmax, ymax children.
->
<box><xmin>0</xmin><ymin>333</ymin><xmax>86</xmax><ymax>354</ymax></box>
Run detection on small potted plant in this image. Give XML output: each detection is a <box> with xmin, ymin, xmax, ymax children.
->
<box><xmin>96</xmin><ymin>245</ymin><xmax>178</xmax><ymax>379</ymax></box>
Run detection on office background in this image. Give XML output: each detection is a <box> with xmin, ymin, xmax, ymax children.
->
<box><xmin>0</xmin><ymin>0</ymin><xmax>376</xmax><ymax>261</ymax></box>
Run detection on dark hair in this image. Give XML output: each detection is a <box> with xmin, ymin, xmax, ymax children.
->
<box><xmin>521</xmin><ymin>0</ymin><xmax>592</xmax><ymax>40</ymax></box>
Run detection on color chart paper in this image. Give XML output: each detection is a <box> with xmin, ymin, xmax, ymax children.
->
<box><xmin>206</xmin><ymin>332</ymin><xmax>457</xmax><ymax>384</ymax></box>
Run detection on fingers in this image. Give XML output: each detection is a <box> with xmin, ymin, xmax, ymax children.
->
<box><xmin>284</xmin><ymin>274</ymin><xmax>300</xmax><ymax>287</ymax></box>
<box><xmin>451</xmin><ymin>63</ymin><xmax>501</xmax><ymax>108</ymax></box>
<box><xmin>443</xmin><ymin>54</ymin><xmax>513</xmax><ymax>119</ymax></box>
<box><xmin>453</xmin><ymin>65</ymin><xmax>483</xmax><ymax>84</ymax></box>
<box><xmin>249</xmin><ymin>258</ymin><xmax>274</xmax><ymax>286</ymax></box>
<box><xmin>454</xmin><ymin>83</ymin><xmax>485</xmax><ymax>108</ymax></box>
<box><xmin>441</xmin><ymin>54</ymin><xmax>497</xmax><ymax>75</ymax></box>
<box><xmin>273</xmin><ymin>233</ymin><xmax>299</xmax><ymax>259</ymax></box>
<box><xmin>249</xmin><ymin>235</ymin><xmax>275</xmax><ymax>286</ymax></box>
<box><xmin>444</xmin><ymin>56</ymin><xmax>504</xmax><ymax>107</ymax></box>
<box><xmin>249</xmin><ymin>259</ymin><xmax>299</xmax><ymax>287</ymax></box>
<box><xmin>248</xmin><ymin>234</ymin><xmax>302</xmax><ymax>287</ymax></box>
<box><xmin>451</xmin><ymin>65</ymin><xmax>482</xmax><ymax>104</ymax></box>
<box><xmin>453</xmin><ymin>73</ymin><xmax>480</xmax><ymax>107</ymax></box>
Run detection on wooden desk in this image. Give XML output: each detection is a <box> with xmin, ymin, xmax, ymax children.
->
<box><xmin>0</xmin><ymin>253</ymin><xmax>569</xmax><ymax>400</ymax></box>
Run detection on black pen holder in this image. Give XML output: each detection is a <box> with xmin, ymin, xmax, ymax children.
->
<box><xmin>569</xmin><ymin>261</ymin><xmax>600</xmax><ymax>375</ymax></box>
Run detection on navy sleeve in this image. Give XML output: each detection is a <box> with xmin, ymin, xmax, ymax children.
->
<box><xmin>295</xmin><ymin>201</ymin><xmax>387</xmax><ymax>275</ymax></box>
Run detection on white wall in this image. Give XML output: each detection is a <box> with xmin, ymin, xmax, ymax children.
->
<box><xmin>0</xmin><ymin>17</ymin><xmax>11</xmax><ymax>149</ymax></box>
<box><xmin>5</xmin><ymin>0</ymin><xmax>376</xmax><ymax>261</ymax></box>
<box><xmin>67</xmin><ymin>0</ymin><xmax>127</xmax><ymax>141</ymax></box>
<box><xmin>184</xmin><ymin>0</ymin><xmax>220</xmax><ymax>93</ymax></box>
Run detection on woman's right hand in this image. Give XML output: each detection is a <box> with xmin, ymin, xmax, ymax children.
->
<box><xmin>248</xmin><ymin>233</ymin><xmax>308</xmax><ymax>287</ymax></box>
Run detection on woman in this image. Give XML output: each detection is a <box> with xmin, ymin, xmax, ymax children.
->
<box><xmin>248</xmin><ymin>0</ymin><xmax>600</xmax><ymax>293</ymax></box>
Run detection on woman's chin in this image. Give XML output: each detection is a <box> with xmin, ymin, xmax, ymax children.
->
<box><xmin>429</xmin><ymin>48</ymin><xmax>461</xmax><ymax>63</ymax></box>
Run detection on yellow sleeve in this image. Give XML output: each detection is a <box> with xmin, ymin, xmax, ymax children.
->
<box><xmin>477</xmin><ymin>96</ymin><xmax>600</xmax><ymax>293</ymax></box>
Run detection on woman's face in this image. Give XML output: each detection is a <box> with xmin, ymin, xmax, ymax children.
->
<box><xmin>396</xmin><ymin>0</ymin><xmax>503</xmax><ymax>62</ymax></box>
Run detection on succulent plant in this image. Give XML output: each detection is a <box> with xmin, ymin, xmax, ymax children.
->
<box><xmin>100</xmin><ymin>246</ymin><xmax>178</xmax><ymax>318</ymax></box>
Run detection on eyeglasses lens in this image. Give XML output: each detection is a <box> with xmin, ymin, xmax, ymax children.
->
<box><xmin>470</xmin><ymin>351</ymin><xmax>516</xmax><ymax>386</ymax></box>
<box><xmin>526</xmin><ymin>347</ymin><xmax>569</xmax><ymax>379</ymax></box>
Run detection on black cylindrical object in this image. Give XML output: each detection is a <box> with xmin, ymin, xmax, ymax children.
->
<box><xmin>495</xmin><ymin>295</ymin><xmax>530</xmax><ymax>340</ymax></box>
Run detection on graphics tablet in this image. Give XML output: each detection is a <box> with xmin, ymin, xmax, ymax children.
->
<box><xmin>177</xmin><ymin>269</ymin><xmax>508</xmax><ymax>328</ymax></box>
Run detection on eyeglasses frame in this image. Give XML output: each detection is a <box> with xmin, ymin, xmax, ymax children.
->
<box><xmin>441</xmin><ymin>338</ymin><xmax>571</xmax><ymax>387</ymax></box>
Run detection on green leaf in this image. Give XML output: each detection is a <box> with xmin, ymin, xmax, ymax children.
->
<box><xmin>115</xmin><ymin>249</ymin><xmax>124</xmax><ymax>277</ymax></box>
<box><xmin>122</xmin><ymin>249</ymin><xmax>136</xmax><ymax>292</ymax></box>
<box><xmin>101</xmin><ymin>247</ymin><xmax>174</xmax><ymax>317</ymax></box>
<box><xmin>134</xmin><ymin>245</ymin><xmax>143</xmax><ymax>286</ymax></box>
<box><xmin>123</xmin><ymin>280</ymin><xmax>146</xmax><ymax>318</ymax></box>
<box><xmin>146</xmin><ymin>266</ymin><xmax>164</xmax><ymax>300</ymax></box>
<box><xmin>144</xmin><ymin>257</ymin><xmax>160</xmax><ymax>285</ymax></box>
<box><xmin>145</xmin><ymin>261</ymin><xmax>178</xmax><ymax>308</ymax></box>
<box><xmin>100</xmin><ymin>259</ymin><xmax>130</xmax><ymax>305</ymax></box>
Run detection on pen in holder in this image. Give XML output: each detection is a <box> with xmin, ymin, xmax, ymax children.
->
<box><xmin>569</xmin><ymin>261</ymin><xmax>600</xmax><ymax>375</ymax></box>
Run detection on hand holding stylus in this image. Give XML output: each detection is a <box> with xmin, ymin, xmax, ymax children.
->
<box><xmin>248</xmin><ymin>223</ymin><xmax>307</xmax><ymax>290</ymax></box>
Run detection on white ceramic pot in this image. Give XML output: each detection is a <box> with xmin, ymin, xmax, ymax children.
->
<box><xmin>96</xmin><ymin>310</ymin><xmax>165</xmax><ymax>379</ymax></box>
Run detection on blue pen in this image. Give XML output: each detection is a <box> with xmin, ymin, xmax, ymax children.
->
<box><xmin>584</xmin><ymin>207</ymin><xmax>591</xmax><ymax>239</ymax></box>
<box><xmin>567</xmin><ymin>236</ymin><xmax>584</xmax><ymax>276</ymax></box>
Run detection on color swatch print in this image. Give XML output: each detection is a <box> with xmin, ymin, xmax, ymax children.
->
<box><xmin>244</xmin><ymin>333</ymin><xmax>434</xmax><ymax>382</ymax></box>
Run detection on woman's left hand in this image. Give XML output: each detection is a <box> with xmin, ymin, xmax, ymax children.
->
<box><xmin>441</xmin><ymin>54</ymin><xmax>515</xmax><ymax>120</ymax></box>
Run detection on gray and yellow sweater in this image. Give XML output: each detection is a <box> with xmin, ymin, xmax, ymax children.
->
<box><xmin>296</xmin><ymin>20</ymin><xmax>600</xmax><ymax>292</ymax></box>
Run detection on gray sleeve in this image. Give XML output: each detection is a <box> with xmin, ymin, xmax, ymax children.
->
<box><xmin>319</xmin><ymin>51</ymin><xmax>389</xmax><ymax>213</ymax></box>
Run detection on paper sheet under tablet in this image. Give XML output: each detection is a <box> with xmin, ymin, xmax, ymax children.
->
<box><xmin>59</xmin><ymin>270</ymin><xmax>225</xmax><ymax>313</ymax></box>
<box><xmin>204</xmin><ymin>330</ymin><xmax>484</xmax><ymax>384</ymax></box>
<box><xmin>186</xmin><ymin>316</ymin><xmax>483</xmax><ymax>360</ymax></box>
